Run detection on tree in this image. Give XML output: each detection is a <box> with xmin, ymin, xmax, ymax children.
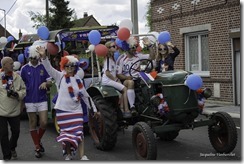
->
<box><xmin>48</xmin><ymin>0</ymin><xmax>75</xmax><ymax>30</ymax></box>
<box><xmin>29</xmin><ymin>11</ymin><xmax>47</xmax><ymax>29</ymax></box>
<box><xmin>29</xmin><ymin>0</ymin><xmax>75</xmax><ymax>30</ymax></box>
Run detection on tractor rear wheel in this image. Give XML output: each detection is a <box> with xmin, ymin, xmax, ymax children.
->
<box><xmin>89</xmin><ymin>95</ymin><xmax>118</xmax><ymax>150</ymax></box>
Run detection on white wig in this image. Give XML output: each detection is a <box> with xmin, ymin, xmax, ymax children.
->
<box><xmin>28</xmin><ymin>45</ymin><xmax>40</xmax><ymax>58</ymax></box>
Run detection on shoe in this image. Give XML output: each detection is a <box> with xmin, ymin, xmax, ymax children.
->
<box><xmin>11</xmin><ymin>150</ymin><xmax>17</xmax><ymax>160</ymax></box>
<box><xmin>40</xmin><ymin>143</ymin><xmax>45</xmax><ymax>152</ymax></box>
<box><xmin>35</xmin><ymin>149</ymin><xmax>42</xmax><ymax>158</ymax></box>
<box><xmin>80</xmin><ymin>155</ymin><xmax>89</xmax><ymax>160</ymax></box>
<box><xmin>130</xmin><ymin>107</ymin><xmax>137</xmax><ymax>116</ymax></box>
<box><xmin>123</xmin><ymin>111</ymin><xmax>132</xmax><ymax>118</ymax></box>
<box><xmin>65</xmin><ymin>154</ymin><xmax>72</xmax><ymax>160</ymax></box>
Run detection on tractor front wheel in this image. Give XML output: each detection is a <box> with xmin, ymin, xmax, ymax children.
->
<box><xmin>208</xmin><ymin>112</ymin><xmax>237</xmax><ymax>153</ymax></box>
<box><xmin>132</xmin><ymin>122</ymin><xmax>157</xmax><ymax>160</ymax></box>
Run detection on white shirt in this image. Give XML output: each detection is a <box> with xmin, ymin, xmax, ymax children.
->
<box><xmin>41</xmin><ymin>58</ymin><xmax>97</xmax><ymax>113</ymax></box>
<box><xmin>102</xmin><ymin>57</ymin><xmax>117</xmax><ymax>83</ymax></box>
<box><xmin>116</xmin><ymin>53</ymin><xmax>150</xmax><ymax>77</ymax></box>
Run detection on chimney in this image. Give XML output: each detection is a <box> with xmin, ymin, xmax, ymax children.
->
<box><xmin>83</xmin><ymin>12</ymin><xmax>88</xmax><ymax>18</ymax></box>
<box><xmin>18</xmin><ymin>29</ymin><xmax>22</xmax><ymax>40</ymax></box>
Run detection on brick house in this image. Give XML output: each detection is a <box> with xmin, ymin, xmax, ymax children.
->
<box><xmin>150</xmin><ymin>0</ymin><xmax>240</xmax><ymax>105</ymax></box>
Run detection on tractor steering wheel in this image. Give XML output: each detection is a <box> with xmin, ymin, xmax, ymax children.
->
<box><xmin>129</xmin><ymin>59</ymin><xmax>153</xmax><ymax>78</ymax></box>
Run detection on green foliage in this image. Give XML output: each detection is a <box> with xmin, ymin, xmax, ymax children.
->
<box><xmin>28</xmin><ymin>11</ymin><xmax>47</xmax><ymax>29</ymax></box>
<box><xmin>29</xmin><ymin>0</ymin><xmax>75</xmax><ymax>30</ymax></box>
<box><xmin>145</xmin><ymin>1</ymin><xmax>152</xmax><ymax>32</ymax></box>
<box><xmin>48</xmin><ymin>0</ymin><xmax>75</xmax><ymax>30</ymax></box>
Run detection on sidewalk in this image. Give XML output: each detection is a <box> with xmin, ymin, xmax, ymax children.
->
<box><xmin>203</xmin><ymin>102</ymin><xmax>241</xmax><ymax>119</ymax></box>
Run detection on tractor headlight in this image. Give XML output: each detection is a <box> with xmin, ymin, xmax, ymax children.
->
<box><xmin>203</xmin><ymin>88</ymin><xmax>212</xmax><ymax>99</ymax></box>
<box><xmin>150</xmin><ymin>95</ymin><xmax>161</xmax><ymax>107</ymax></box>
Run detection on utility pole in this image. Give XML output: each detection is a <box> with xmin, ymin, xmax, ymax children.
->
<box><xmin>46</xmin><ymin>0</ymin><xmax>49</xmax><ymax>28</ymax></box>
<box><xmin>131</xmin><ymin>0</ymin><xmax>138</xmax><ymax>34</ymax></box>
<box><xmin>0</xmin><ymin>8</ymin><xmax>6</xmax><ymax>37</ymax></box>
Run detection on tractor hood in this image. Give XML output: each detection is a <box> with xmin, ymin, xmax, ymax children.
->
<box><xmin>155</xmin><ymin>70</ymin><xmax>190</xmax><ymax>85</ymax></box>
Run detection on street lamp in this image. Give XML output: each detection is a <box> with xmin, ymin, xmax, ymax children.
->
<box><xmin>0</xmin><ymin>8</ymin><xmax>6</xmax><ymax>37</ymax></box>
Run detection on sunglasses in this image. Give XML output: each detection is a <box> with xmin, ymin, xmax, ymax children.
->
<box><xmin>158</xmin><ymin>48</ymin><xmax>167</xmax><ymax>51</ymax></box>
<box><xmin>109</xmin><ymin>45</ymin><xmax>116</xmax><ymax>49</ymax></box>
<box><xmin>131</xmin><ymin>45</ymin><xmax>138</xmax><ymax>50</ymax></box>
<box><xmin>65</xmin><ymin>65</ymin><xmax>76</xmax><ymax>68</ymax></box>
<box><xmin>29</xmin><ymin>57</ymin><xmax>38</xmax><ymax>60</ymax></box>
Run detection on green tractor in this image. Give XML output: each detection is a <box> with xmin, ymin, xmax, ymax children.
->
<box><xmin>86</xmin><ymin>34</ymin><xmax>237</xmax><ymax>160</ymax></box>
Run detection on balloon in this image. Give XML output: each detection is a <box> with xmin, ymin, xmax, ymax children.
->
<box><xmin>185</xmin><ymin>74</ymin><xmax>203</xmax><ymax>90</ymax></box>
<box><xmin>0</xmin><ymin>37</ymin><xmax>7</xmax><ymax>43</ymax></box>
<box><xmin>77</xmin><ymin>68</ymin><xmax>85</xmax><ymax>79</ymax></box>
<box><xmin>7</xmin><ymin>36</ymin><xmax>14</xmax><ymax>42</ymax></box>
<box><xmin>114</xmin><ymin>51</ymin><xmax>120</xmax><ymax>61</ymax></box>
<box><xmin>24</xmin><ymin>46</ymin><xmax>30</xmax><ymax>58</ymax></box>
<box><xmin>94</xmin><ymin>44</ymin><xmax>108</xmax><ymax>57</ymax></box>
<box><xmin>18</xmin><ymin>53</ymin><xmax>25</xmax><ymax>64</ymax></box>
<box><xmin>32</xmin><ymin>40</ymin><xmax>48</xmax><ymax>49</ymax></box>
<box><xmin>88</xmin><ymin>30</ymin><xmax>101</xmax><ymax>45</ymax></box>
<box><xmin>47</xmin><ymin>42</ymin><xmax>59</xmax><ymax>55</ymax></box>
<box><xmin>79</xmin><ymin>58</ymin><xmax>89</xmax><ymax>70</ymax></box>
<box><xmin>117</xmin><ymin>27</ymin><xmax>130</xmax><ymax>41</ymax></box>
<box><xmin>148</xmin><ymin>31</ymin><xmax>159</xmax><ymax>44</ymax></box>
<box><xmin>119</xmin><ymin>19</ymin><xmax>133</xmax><ymax>31</ymax></box>
<box><xmin>158</xmin><ymin>31</ymin><xmax>171</xmax><ymax>44</ymax></box>
<box><xmin>13</xmin><ymin>61</ymin><xmax>21</xmax><ymax>71</ymax></box>
<box><xmin>115</xmin><ymin>38</ymin><xmax>123</xmax><ymax>48</ymax></box>
<box><xmin>88</xmin><ymin>44</ymin><xmax>95</xmax><ymax>51</ymax></box>
<box><xmin>54</xmin><ymin>42</ymin><xmax>61</xmax><ymax>52</ymax></box>
<box><xmin>37</xmin><ymin>26</ymin><xmax>50</xmax><ymax>40</ymax></box>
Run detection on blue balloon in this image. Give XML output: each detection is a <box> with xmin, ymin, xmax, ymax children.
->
<box><xmin>88</xmin><ymin>30</ymin><xmax>101</xmax><ymax>45</ymax></box>
<box><xmin>114</xmin><ymin>51</ymin><xmax>120</xmax><ymax>61</ymax></box>
<box><xmin>24</xmin><ymin>46</ymin><xmax>30</xmax><ymax>58</ymax></box>
<box><xmin>185</xmin><ymin>74</ymin><xmax>203</xmax><ymax>90</ymax></box>
<box><xmin>37</xmin><ymin>26</ymin><xmax>50</xmax><ymax>40</ymax></box>
<box><xmin>158</xmin><ymin>31</ymin><xmax>171</xmax><ymax>44</ymax></box>
<box><xmin>115</xmin><ymin>38</ymin><xmax>123</xmax><ymax>48</ymax></box>
<box><xmin>18</xmin><ymin>53</ymin><xmax>24</xmax><ymax>64</ymax></box>
<box><xmin>7</xmin><ymin>36</ymin><xmax>14</xmax><ymax>42</ymax></box>
<box><xmin>79</xmin><ymin>58</ymin><xmax>89</xmax><ymax>70</ymax></box>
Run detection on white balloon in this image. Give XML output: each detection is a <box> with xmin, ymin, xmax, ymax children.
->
<box><xmin>119</xmin><ymin>19</ymin><xmax>133</xmax><ymax>31</ymax></box>
<box><xmin>0</xmin><ymin>37</ymin><xmax>7</xmax><ymax>43</ymax></box>
<box><xmin>88</xmin><ymin>44</ymin><xmax>95</xmax><ymax>51</ymax></box>
<box><xmin>13</xmin><ymin>61</ymin><xmax>21</xmax><ymax>71</ymax></box>
<box><xmin>148</xmin><ymin>31</ymin><xmax>159</xmax><ymax>44</ymax></box>
<box><xmin>77</xmin><ymin>68</ymin><xmax>84</xmax><ymax>79</ymax></box>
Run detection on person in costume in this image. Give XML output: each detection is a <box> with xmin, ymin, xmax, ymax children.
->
<box><xmin>36</xmin><ymin>46</ymin><xmax>97</xmax><ymax>160</ymax></box>
<box><xmin>20</xmin><ymin>45</ymin><xmax>52</xmax><ymax>158</ymax></box>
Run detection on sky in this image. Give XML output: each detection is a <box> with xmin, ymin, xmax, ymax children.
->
<box><xmin>0</xmin><ymin>0</ymin><xmax>150</xmax><ymax>39</ymax></box>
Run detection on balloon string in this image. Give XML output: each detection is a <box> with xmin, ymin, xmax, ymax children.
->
<box><xmin>184</xmin><ymin>88</ymin><xmax>191</xmax><ymax>104</ymax></box>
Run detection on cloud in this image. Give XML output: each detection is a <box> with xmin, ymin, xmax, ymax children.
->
<box><xmin>1</xmin><ymin>0</ymin><xmax>150</xmax><ymax>38</ymax></box>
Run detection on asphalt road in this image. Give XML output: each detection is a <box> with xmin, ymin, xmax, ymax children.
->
<box><xmin>0</xmin><ymin>115</ymin><xmax>241</xmax><ymax>161</ymax></box>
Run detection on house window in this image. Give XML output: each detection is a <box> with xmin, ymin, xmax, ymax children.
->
<box><xmin>185</xmin><ymin>31</ymin><xmax>210</xmax><ymax>76</ymax></box>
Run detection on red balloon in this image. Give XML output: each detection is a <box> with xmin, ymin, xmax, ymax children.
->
<box><xmin>47</xmin><ymin>42</ymin><xmax>59</xmax><ymax>55</ymax></box>
<box><xmin>117</xmin><ymin>27</ymin><xmax>130</xmax><ymax>41</ymax></box>
<box><xmin>95</xmin><ymin>44</ymin><xmax>108</xmax><ymax>57</ymax></box>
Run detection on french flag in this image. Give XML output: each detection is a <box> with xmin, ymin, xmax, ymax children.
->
<box><xmin>139</xmin><ymin>71</ymin><xmax>157</xmax><ymax>85</ymax></box>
